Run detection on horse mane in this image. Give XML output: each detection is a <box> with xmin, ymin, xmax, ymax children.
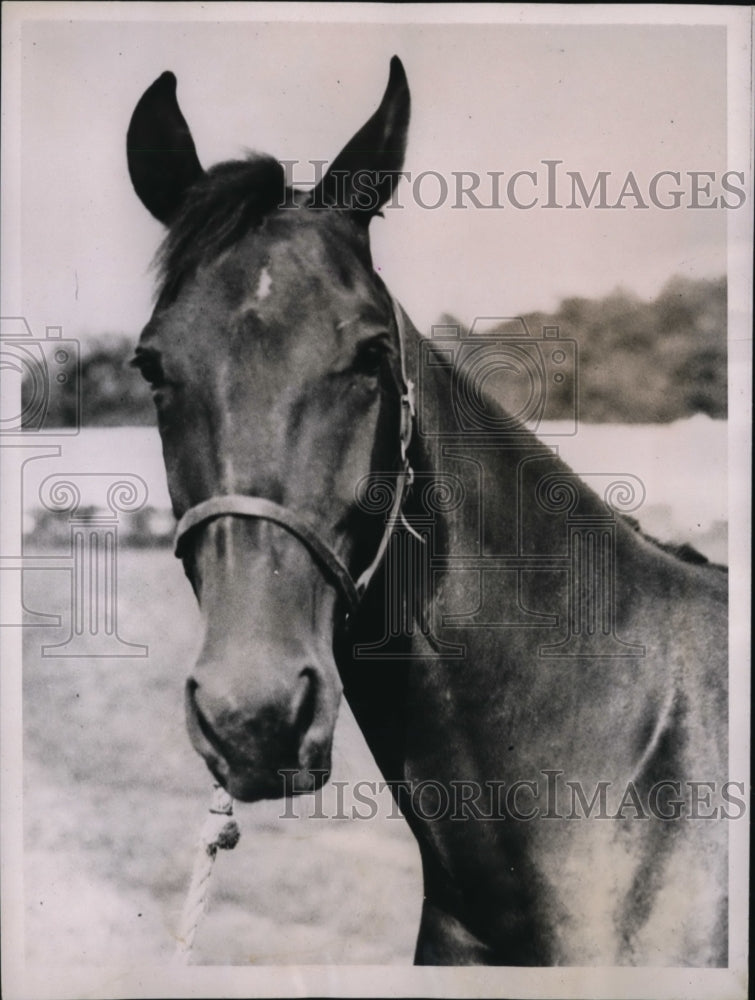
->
<box><xmin>155</xmin><ymin>155</ymin><xmax>287</xmax><ymax>303</ymax></box>
<box><xmin>427</xmin><ymin>332</ymin><xmax>728</xmax><ymax>576</ymax></box>
<box><xmin>621</xmin><ymin>513</ymin><xmax>727</xmax><ymax>572</ymax></box>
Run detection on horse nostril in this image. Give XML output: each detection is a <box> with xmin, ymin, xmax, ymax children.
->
<box><xmin>186</xmin><ymin>677</ymin><xmax>199</xmax><ymax>716</ymax></box>
<box><xmin>185</xmin><ymin>677</ymin><xmax>224</xmax><ymax>753</ymax></box>
<box><xmin>292</xmin><ymin>667</ymin><xmax>319</xmax><ymax>737</ymax></box>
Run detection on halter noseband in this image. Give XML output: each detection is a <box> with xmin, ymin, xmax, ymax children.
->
<box><xmin>173</xmin><ymin>297</ymin><xmax>416</xmax><ymax>616</ymax></box>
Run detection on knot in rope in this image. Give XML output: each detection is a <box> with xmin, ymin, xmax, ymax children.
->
<box><xmin>201</xmin><ymin>784</ymin><xmax>241</xmax><ymax>854</ymax></box>
<box><xmin>174</xmin><ymin>783</ymin><xmax>240</xmax><ymax>963</ymax></box>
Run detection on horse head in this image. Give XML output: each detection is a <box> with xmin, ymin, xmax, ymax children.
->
<box><xmin>127</xmin><ymin>59</ymin><xmax>411</xmax><ymax>801</ymax></box>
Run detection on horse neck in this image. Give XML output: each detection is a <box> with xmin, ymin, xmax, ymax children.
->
<box><xmin>400</xmin><ymin>315</ymin><xmax>615</xmax><ymax>559</ymax></box>
<box><xmin>341</xmin><ymin>312</ymin><xmax>667</xmax><ymax>791</ymax></box>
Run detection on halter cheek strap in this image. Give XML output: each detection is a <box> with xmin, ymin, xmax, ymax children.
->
<box><xmin>173</xmin><ymin>296</ymin><xmax>416</xmax><ymax>617</ymax></box>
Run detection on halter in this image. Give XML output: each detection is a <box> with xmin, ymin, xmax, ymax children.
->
<box><xmin>173</xmin><ymin>297</ymin><xmax>416</xmax><ymax>616</ymax></box>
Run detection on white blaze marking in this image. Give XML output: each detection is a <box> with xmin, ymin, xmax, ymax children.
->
<box><xmin>222</xmin><ymin>454</ymin><xmax>235</xmax><ymax>488</ymax></box>
<box><xmin>255</xmin><ymin>268</ymin><xmax>273</xmax><ymax>301</ymax></box>
<box><xmin>220</xmin><ymin>455</ymin><xmax>236</xmax><ymax>571</ymax></box>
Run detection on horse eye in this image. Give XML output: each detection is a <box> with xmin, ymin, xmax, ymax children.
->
<box><xmin>353</xmin><ymin>336</ymin><xmax>391</xmax><ymax>377</ymax></box>
<box><xmin>130</xmin><ymin>351</ymin><xmax>165</xmax><ymax>388</ymax></box>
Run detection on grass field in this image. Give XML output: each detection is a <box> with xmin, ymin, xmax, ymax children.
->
<box><xmin>22</xmin><ymin>551</ymin><xmax>422</xmax><ymax>967</ymax></box>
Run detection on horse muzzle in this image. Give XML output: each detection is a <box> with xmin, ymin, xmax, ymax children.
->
<box><xmin>185</xmin><ymin>661</ymin><xmax>336</xmax><ymax>802</ymax></box>
<box><xmin>178</xmin><ymin>512</ymin><xmax>346</xmax><ymax>801</ymax></box>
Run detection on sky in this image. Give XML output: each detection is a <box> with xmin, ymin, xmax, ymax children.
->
<box><xmin>3</xmin><ymin>6</ymin><xmax>747</xmax><ymax>344</ymax></box>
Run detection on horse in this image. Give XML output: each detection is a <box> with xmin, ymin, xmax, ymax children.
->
<box><xmin>127</xmin><ymin>57</ymin><xmax>729</xmax><ymax>966</ymax></box>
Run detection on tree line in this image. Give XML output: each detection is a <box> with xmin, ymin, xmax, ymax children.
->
<box><xmin>25</xmin><ymin>274</ymin><xmax>726</xmax><ymax>427</ymax></box>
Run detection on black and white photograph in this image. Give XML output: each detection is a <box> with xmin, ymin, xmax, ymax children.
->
<box><xmin>1</xmin><ymin>4</ymin><xmax>751</xmax><ymax>998</ymax></box>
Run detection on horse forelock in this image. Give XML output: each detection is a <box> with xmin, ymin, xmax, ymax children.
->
<box><xmin>154</xmin><ymin>155</ymin><xmax>289</xmax><ymax>304</ymax></box>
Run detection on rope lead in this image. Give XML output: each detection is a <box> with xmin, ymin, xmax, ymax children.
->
<box><xmin>173</xmin><ymin>783</ymin><xmax>240</xmax><ymax>963</ymax></box>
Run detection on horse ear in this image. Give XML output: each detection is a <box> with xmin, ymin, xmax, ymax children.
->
<box><xmin>310</xmin><ymin>56</ymin><xmax>410</xmax><ymax>223</ymax></box>
<box><xmin>127</xmin><ymin>71</ymin><xmax>206</xmax><ymax>225</ymax></box>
